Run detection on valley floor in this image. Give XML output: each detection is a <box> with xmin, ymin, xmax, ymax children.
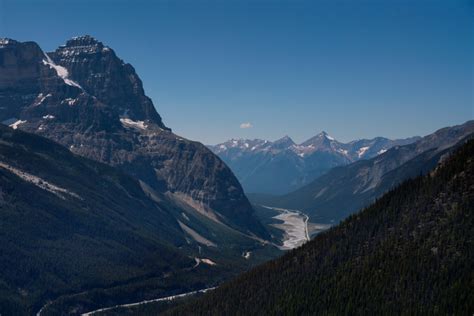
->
<box><xmin>68</xmin><ymin>207</ymin><xmax>329</xmax><ymax>315</ymax></box>
<box><xmin>261</xmin><ymin>206</ymin><xmax>330</xmax><ymax>250</ymax></box>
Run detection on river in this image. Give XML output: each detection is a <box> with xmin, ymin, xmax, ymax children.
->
<box><xmin>261</xmin><ymin>205</ymin><xmax>310</xmax><ymax>250</ymax></box>
<box><xmin>81</xmin><ymin>287</ymin><xmax>216</xmax><ymax>316</ymax></box>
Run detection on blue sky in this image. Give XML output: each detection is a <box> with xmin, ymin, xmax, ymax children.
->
<box><xmin>1</xmin><ymin>0</ymin><xmax>472</xmax><ymax>144</ymax></box>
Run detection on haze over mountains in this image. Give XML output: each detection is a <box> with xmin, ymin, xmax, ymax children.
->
<box><xmin>209</xmin><ymin>132</ymin><xmax>420</xmax><ymax>194</ymax></box>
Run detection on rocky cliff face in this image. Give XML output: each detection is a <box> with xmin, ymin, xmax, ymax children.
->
<box><xmin>0</xmin><ymin>36</ymin><xmax>268</xmax><ymax>239</ymax></box>
<box><xmin>49</xmin><ymin>36</ymin><xmax>167</xmax><ymax>128</ymax></box>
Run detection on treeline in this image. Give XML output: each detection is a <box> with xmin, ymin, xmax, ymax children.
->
<box><xmin>163</xmin><ymin>139</ymin><xmax>474</xmax><ymax>315</ymax></box>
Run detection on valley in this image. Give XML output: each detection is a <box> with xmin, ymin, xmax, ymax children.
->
<box><xmin>0</xmin><ymin>3</ymin><xmax>471</xmax><ymax>313</ymax></box>
<box><xmin>164</xmin><ymin>139</ymin><xmax>474</xmax><ymax>315</ymax></box>
<box><xmin>0</xmin><ymin>36</ymin><xmax>282</xmax><ymax>315</ymax></box>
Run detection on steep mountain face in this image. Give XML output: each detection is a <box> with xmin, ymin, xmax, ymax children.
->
<box><xmin>49</xmin><ymin>36</ymin><xmax>167</xmax><ymax>128</ymax></box>
<box><xmin>0</xmin><ymin>36</ymin><xmax>268</xmax><ymax>240</ymax></box>
<box><xmin>166</xmin><ymin>139</ymin><xmax>474</xmax><ymax>315</ymax></box>
<box><xmin>257</xmin><ymin>121</ymin><xmax>474</xmax><ymax>223</ymax></box>
<box><xmin>209</xmin><ymin>132</ymin><xmax>419</xmax><ymax>194</ymax></box>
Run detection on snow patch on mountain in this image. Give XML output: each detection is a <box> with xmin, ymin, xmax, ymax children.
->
<box><xmin>325</xmin><ymin>134</ymin><xmax>335</xmax><ymax>141</ymax></box>
<box><xmin>8</xmin><ymin>119</ymin><xmax>27</xmax><ymax>130</ymax></box>
<box><xmin>62</xmin><ymin>98</ymin><xmax>78</xmax><ymax>106</ymax></box>
<box><xmin>357</xmin><ymin>146</ymin><xmax>370</xmax><ymax>158</ymax></box>
<box><xmin>33</xmin><ymin>93</ymin><xmax>52</xmax><ymax>106</ymax></box>
<box><xmin>120</xmin><ymin>118</ymin><xmax>147</xmax><ymax>130</ymax></box>
<box><xmin>194</xmin><ymin>258</ymin><xmax>217</xmax><ymax>266</ymax></box>
<box><xmin>42</xmin><ymin>54</ymin><xmax>83</xmax><ymax>89</ymax></box>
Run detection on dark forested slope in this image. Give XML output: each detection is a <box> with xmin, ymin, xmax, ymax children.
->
<box><xmin>0</xmin><ymin>124</ymin><xmax>263</xmax><ymax>315</ymax></box>
<box><xmin>167</xmin><ymin>139</ymin><xmax>474</xmax><ymax>315</ymax></box>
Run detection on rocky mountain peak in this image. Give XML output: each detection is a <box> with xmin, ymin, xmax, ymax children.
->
<box><xmin>301</xmin><ymin>131</ymin><xmax>338</xmax><ymax>150</ymax></box>
<box><xmin>56</xmin><ymin>35</ymin><xmax>108</xmax><ymax>58</ymax></box>
<box><xmin>0</xmin><ymin>38</ymin><xmax>18</xmax><ymax>46</ymax></box>
<box><xmin>49</xmin><ymin>35</ymin><xmax>168</xmax><ymax>129</ymax></box>
<box><xmin>272</xmin><ymin>135</ymin><xmax>296</xmax><ymax>149</ymax></box>
<box><xmin>64</xmin><ymin>35</ymin><xmax>103</xmax><ymax>47</ymax></box>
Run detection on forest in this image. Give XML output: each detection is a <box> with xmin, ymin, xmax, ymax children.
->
<box><xmin>161</xmin><ymin>139</ymin><xmax>474</xmax><ymax>315</ymax></box>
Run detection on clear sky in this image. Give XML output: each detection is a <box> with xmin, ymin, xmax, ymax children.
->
<box><xmin>1</xmin><ymin>0</ymin><xmax>472</xmax><ymax>144</ymax></box>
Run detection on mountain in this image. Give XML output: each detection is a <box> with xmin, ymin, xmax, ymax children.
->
<box><xmin>209</xmin><ymin>132</ymin><xmax>420</xmax><ymax>194</ymax></box>
<box><xmin>0</xmin><ymin>36</ymin><xmax>269</xmax><ymax>240</ymax></box>
<box><xmin>0</xmin><ymin>109</ymin><xmax>280</xmax><ymax>315</ymax></box>
<box><xmin>254</xmin><ymin>121</ymin><xmax>474</xmax><ymax>223</ymax></box>
<box><xmin>0</xmin><ymin>37</ymin><xmax>284</xmax><ymax>314</ymax></box>
<box><xmin>0</xmin><ymin>124</ymin><xmax>197</xmax><ymax>314</ymax></box>
<box><xmin>165</xmin><ymin>138</ymin><xmax>474</xmax><ymax>315</ymax></box>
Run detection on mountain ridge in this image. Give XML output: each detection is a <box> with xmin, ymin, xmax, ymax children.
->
<box><xmin>252</xmin><ymin>120</ymin><xmax>474</xmax><ymax>223</ymax></box>
<box><xmin>209</xmin><ymin>132</ymin><xmax>420</xmax><ymax>194</ymax></box>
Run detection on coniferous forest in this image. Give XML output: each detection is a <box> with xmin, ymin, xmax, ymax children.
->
<box><xmin>163</xmin><ymin>139</ymin><xmax>474</xmax><ymax>315</ymax></box>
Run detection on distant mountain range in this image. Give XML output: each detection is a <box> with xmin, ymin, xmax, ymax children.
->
<box><xmin>209</xmin><ymin>132</ymin><xmax>420</xmax><ymax>194</ymax></box>
<box><xmin>165</xmin><ymin>138</ymin><xmax>474</xmax><ymax>315</ymax></box>
<box><xmin>251</xmin><ymin>120</ymin><xmax>474</xmax><ymax>224</ymax></box>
